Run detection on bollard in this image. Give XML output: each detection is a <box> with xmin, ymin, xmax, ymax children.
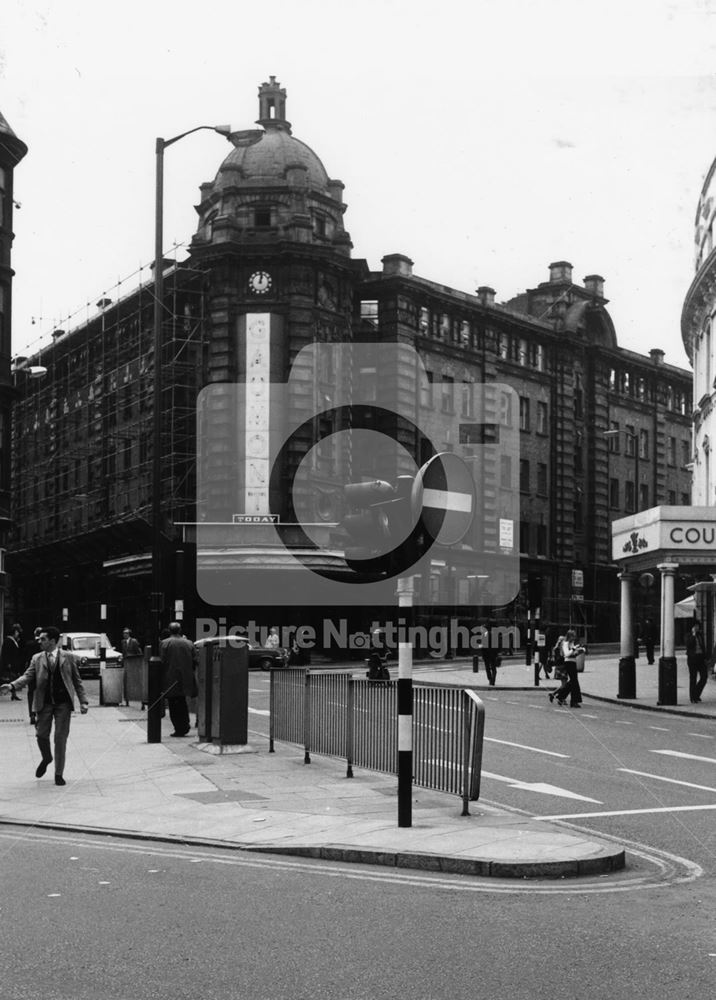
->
<box><xmin>98</xmin><ymin>642</ymin><xmax>107</xmax><ymax>705</ymax></box>
<box><xmin>147</xmin><ymin>655</ymin><xmax>163</xmax><ymax>743</ymax></box>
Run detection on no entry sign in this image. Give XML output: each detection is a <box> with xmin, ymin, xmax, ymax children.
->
<box><xmin>411</xmin><ymin>452</ymin><xmax>475</xmax><ymax>545</ymax></box>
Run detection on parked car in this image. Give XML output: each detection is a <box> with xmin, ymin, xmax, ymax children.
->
<box><xmin>59</xmin><ymin>632</ymin><xmax>122</xmax><ymax>678</ymax></box>
<box><xmin>195</xmin><ymin>635</ymin><xmax>288</xmax><ymax>671</ymax></box>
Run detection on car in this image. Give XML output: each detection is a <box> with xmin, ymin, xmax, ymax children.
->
<box><xmin>195</xmin><ymin>635</ymin><xmax>288</xmax><ymax>671</ymax></box>
<box><xmin>59</xmin><ymin>632</ymin><xmax>123</xmax><ymax>678</ymax></box>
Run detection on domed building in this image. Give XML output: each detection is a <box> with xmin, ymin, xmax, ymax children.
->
<box><xmin>8</xmin><ymin>79</ymin><xmax>693</xmax><ymax>659</ymax></box>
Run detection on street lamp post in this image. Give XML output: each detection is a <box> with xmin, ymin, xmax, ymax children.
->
<box><xmin>148</xmin><ymin>124</ymin><xmax>231</xmax><ymax>744</ymax></box>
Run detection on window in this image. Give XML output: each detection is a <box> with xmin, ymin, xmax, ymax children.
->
<box><xmin>681</xmin><ymin>493</ymin><xmax>690</xmax><ymax>506</ymax></box>
<box><xmin>420</xmin><ymin>370</ymin><xmax>433</xmax><ymax>408</ymax></box>
<box><xmin>639</xmin><ymin>429</ymin><xmax>649</xmax><ymax>460</ymax></box>
<box><xmin>639</xmin><ymin>483</ymin><xmax>649</xmax><ymax>509</ymax></box>
<box><xmin>625</xmin><ymin>425</ymin><xmax>636</xmax><ymax>456</ymax></box>
<box><xmin>461</xmin><ymin>382</ymin><xmax>474</xmax><ymax>418</ymax></box>
<box><xmin>537</xmin><ymin>463</ymin><xmax>547</xmax><ymax>495</ymax></box>
<box><xmin>667</xmin><ymin>436</ymin><xmax>676</xmax><ymax>466</ymax></box>
<box><xmin>575</xmin><ymin>433</ymin><xmax>583</xmax><ymax>473</ymax></box>
<box><xmin>360</xmin><ymin>301</ymin><xmax>378</xmax><ymax>326</ymax></box>
<box><xmin>536</xmin><ymin>523</ymin><xmax>547</xmax><ymax>556</ymax></box>
<box><xmin>518</xmin><ymin>338</ymin><xmax>528</xmax><ymax>365</ymax></box>
<box><xmin>441</xmin><ymin>376</ymin><xmax>454</xmax><ymax>413</ymax></box>
<box><xmin>419</xmin><ymin>307</ymin><xmax>430</xmax><ymax>333</ymax></box>
<box><xmin>532</xmin><ymin>343</ymin><xmax>545</xmax><ymax>371</ymax></box>
<box><xmin>574</xmin><ymin>373</ymin><xmax>583</xmax><ymax>419</ymax></box>
<box><xmin>254</xmin><ymin>208</ymin><xmax>271</xmax><ymax>227</ymax></box>
<box><xmin>500</xmin><ymin>454</ymin><xmax>512</xmax><ymax>488</ymax></box>
<box><xmin>439</xmin><ymin>314</ymin><xmax>450</xmax><ymax>339</ymax></box>
<box><xmin>519</xmin><ymin>459</ymin><xmax>530</xmax><ymax>493</ymax></box>
<box><xmin>519</xmin><ymin>396</ymin><xmax>530</xmax><ymax>431</ymax></box>
<box><xmin>610</xmin><ymin>478</ymin><xmax>620</xmax><ymax>508</ymax></box>
<box><xmin>314</xmin><ymin>215</ymin><xmax>326</xmax><ymax>237</ymax></box>
<box><xmin>681</xmin><ymin>440</ymin><xmax>691</xmax><ymax>466</ymax></box>
<box><xmin>574</xmin><ymin>500</ymin><xmax>583</xmax><ymax>530</ymax></box>
<box><xmin>460</xmin><ymin>320</ymin><xmax>471</xmax><ymax>345</ymax></box>
<box><xmin>625</xmin><ymin>481</ymin><xmax>635</xmax><ymax>512</ymax></box>
<box><xmin>536</xmin><ymin>401</ymin><xmax>548</xmax><ymax>435</ymax></box>
<box><xmin>608</xmin><ymin>420</ymin><xmax>620</xmax><ymax>453</ymax></box>
<box><xmin>668</xmin><ymin>490</ymin><xmax>676</xmax><ymax>505</ymax></box>
<box><xmin>519</xmin><ymin>520</ymin><xmax>530</xmax><ymax>554</ymax></box>
<box><xmin>498</xmin><ymin>332</ymin><xmax>509</xmax><ymax>359</ymax></box>
<box><xmin>499</xmin><ymin>392</ymin><xmax>512</xmax><ymax>427</ymax></box>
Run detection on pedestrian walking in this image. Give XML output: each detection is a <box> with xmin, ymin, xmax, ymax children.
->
<box><xmin>265</xmin><ymin>627</ymin><xmax>280</xmax><ymax>649</ymax></box>
<box><xmin>0</xmin><ymin>625</ymin><xmax>88</xmax><ymax>785</ymax></box>
<box><xmin>21</xmin><ymin>627</ymin><xmax>42</xmax><ymax>724</ymax></box>
<box><xmin>548</xmin><ymin>629</ymin><xmax>584</xmax><ymax>707</ymax></box>
<box><xmin>480</xmin><ymin>631</ymin><xmax>501</xmax><ymax>687</ymax></box>
<box><xmin>160</xmin><ymin>621</ymin><xmax>198</xmax><ymax>737</ymax></box>
<box><xmin>121</xmin><ymin>627</ymin><xmax>142</xmax><ymax>657</ymax></box>
<box><xmin>685</xmin><ymin>622</ymin><xmax>708</xmax><ymax>704</ymax></box>
<box><xmin>641</xmin><ymin>618</ymin><xmax>657</xmax><ymax>665</ymax></box>
<box><xmin>1</xmin><ymin>624</ymin><xmax>24</xmax><ymax>699</ymax></box>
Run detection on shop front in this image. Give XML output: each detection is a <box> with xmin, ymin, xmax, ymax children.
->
<box><xmin>612</xmin><ymin>506</ymin><xmax>716</xmax><ymax>704</ymax></box>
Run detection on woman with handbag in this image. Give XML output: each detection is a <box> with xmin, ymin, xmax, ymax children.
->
<box><xmin>549</xmin><ymin>630</ymin><xmax>584</xmax><ymax>707</ymax></box>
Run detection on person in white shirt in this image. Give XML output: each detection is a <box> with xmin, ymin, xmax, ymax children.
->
<box><xmin>548</xmin><ymin>629</ymin><xmax>585</xmax><ymax>708</ymax></box>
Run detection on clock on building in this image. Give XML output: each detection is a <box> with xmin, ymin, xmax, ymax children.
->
<box><xmin>248</xmin><ymin>270</ymin><xmax>273</xmax><ymax>295</ymax></box>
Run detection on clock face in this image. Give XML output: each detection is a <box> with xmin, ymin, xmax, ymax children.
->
<box><xmin>249</xmin><ymin>270</ymin><xmax>272</xmax><ymax>295</ymax></box>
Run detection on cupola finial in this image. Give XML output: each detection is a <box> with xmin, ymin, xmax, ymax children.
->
<box><xmin>256</xmin><ymin>76</ymin><xmax>291</xmax><ymax>133</ymax></box>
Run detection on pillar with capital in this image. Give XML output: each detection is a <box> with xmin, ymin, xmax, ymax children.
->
<box><xmin>657</xmin><ymin>562</ymin><xmax>679</xmax><ymax>705</ymax></box>
<box><xmin>617</xmin><ymin>571</ymin><xmax>637</xmax><ymax>698</ymax></box>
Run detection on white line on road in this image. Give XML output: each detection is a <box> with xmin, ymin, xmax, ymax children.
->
<box><xmin>652</xmin><ymin>749</ymin><xmax>716</xmax><ymax>765</ymax></box>
<box><xmin>648</xmin><ymin>726</ymin><xmax>670</xmax><ymax>732</ymax></box>
<box><xmin>482</xmin><ymin>771</ymin><xmax>602</xmax><ymax>802</ymax></box>
<box><xmin>484</xmin><ymin>737</ymin><xmax>569</xmax><ymax>758</ymax></box>
<box><xmin>688</xmin><ymin>733</ymin><xmax>714</xmax><ymax>740</ymax></box>
<box><xmin>614</xmin><ymin>721</ymin><xmax>633</xmax><ymax>726</ymax></box>
<box><xmin>618</xmin><ymin>768</ymin><xmax>716</xmax><ymax>794</ymax></box>
<box><xmin>539</xmin><ymin>803</ymin><xmax>716</xmax><ymax>820</ymax></box>
<box><xmin>248</xmin><ymin>708</ymin><xmax>270</xmax><ymax>716</ymax></box>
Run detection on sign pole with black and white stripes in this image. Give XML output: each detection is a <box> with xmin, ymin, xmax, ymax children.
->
<box><xmin>397</xmin><ymin>575</ymin><xmax>414</xmax><ymax>827</ymax></box>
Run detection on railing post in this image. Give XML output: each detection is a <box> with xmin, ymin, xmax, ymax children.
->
<box><xmin>346</xmin><ymin>675</ymin><xmax>354</xmax><ymax>778</ymax></box>
<box><xmin>269</xmin><ymin>667</ymin><xmax>275</xmax><ymax>753</ymax></box>
<box><xmin>303</xmin><ymin>669</ymin><xmax>311</xmax><ymax>764</ymax></box>
<box><xmin>397</xmin><ymin>576</ymin><xmax>414</xmax><ymax>828</ymax></box>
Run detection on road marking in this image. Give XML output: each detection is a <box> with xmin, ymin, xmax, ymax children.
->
<box><xmin>482</xmin><ymin>771</ymin><xmax>601</xmax><ymax>802</ymax></box>
<box><xmin>248</xmin><ymin>707</ymin><xmax>270</xmax><ymax>716</ymax></box>
<box><xmin>618</xmin><ymin>768</ymin><xmax>716</xmax><ymax>794</ymax></box>
<box><xmin>540</xmin><ymin>803</ymin><xmax>716</xmax><ymax>820</ymax></box>
<box><xmin>484</xmin><ymin>737</ymin><xmax>569</xmax><ymax>759</ymax></box>
<box><xmin>648</xmin><ymin>726</ymin><xmax>670</xmax><ymax>732</ymax></box>
<box><xmin>580</xmin><ymin>713</ymin><xmax>599</xmax><ymax>719</ymax></box>
<box><xmin>614</xmin><ymin>721</ymin><xmax>633</xmax><ymax>726</ymax></box>
<box><xmin>688</xmin><ymin>733</ymin><xmax>714</xmax><ymax>740</ymax></box>
<box><xmin>652</xmin><ymin>749</ymin><xmax>716</xmax><ymax>765</ymax></box>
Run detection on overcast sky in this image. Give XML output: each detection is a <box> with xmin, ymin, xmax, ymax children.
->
<box><xmin>3</xmin><ymin>0</ymin><xmax>716</xmax><ymax>368</ymax></box>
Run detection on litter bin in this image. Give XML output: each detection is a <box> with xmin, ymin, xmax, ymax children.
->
<box><xmin>100</xmin><ymin>662</ymin><xmax>125</xmax><ymax>706</ymax></box>
<box><xmin>575</xmin><ymin>650</ymin><xmax>586</xmax><ymax>674</ymax></box>
<box><xmin>123</xmin><ymin>654</ymin><xmax>147</xmax><ymax>706</ymax></box>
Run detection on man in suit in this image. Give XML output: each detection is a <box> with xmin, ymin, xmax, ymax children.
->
<box><xmin>160</xmin><ymin>622</ymin><xmax>198</xmax><ymax>737</ymax></box>
<box><xmin>1</xmin><ymin>625</ymin><xmax>89</xmax><ymax>785</ymax></box>
<box><xmin>21</xmin><ymin>626</ymin><xmax>43</xmax><ymax>724</ymax></box>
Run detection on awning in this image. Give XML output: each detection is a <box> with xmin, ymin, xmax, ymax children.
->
<box><xmin>674</xmin><ymin>595</ymin><xmax>696</xmax><ymax>618</ymax></box>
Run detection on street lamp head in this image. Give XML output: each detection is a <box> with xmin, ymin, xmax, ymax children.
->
<box><xmin>25</xmin><ymin>365</ymin><xmax>48</xmax><ymax>380</ymax></box>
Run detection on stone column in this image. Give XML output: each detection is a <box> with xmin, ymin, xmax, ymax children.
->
<box><xmin>618</xmin><ymin>571</ymin><xmax>637</xmax><ymax>698</ymax></box>
<box><xmin>657</xmin><ymin>562</ymin><xmax>679</xmax><ymax>705</ymax></box>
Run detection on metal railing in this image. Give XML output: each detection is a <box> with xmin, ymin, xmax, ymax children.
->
<box><xmin>269</xmin><ymin>669</ymin><xmax>485</xmax><ymax>814</ymax></box>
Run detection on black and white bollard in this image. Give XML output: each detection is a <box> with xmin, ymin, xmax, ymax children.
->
<box><xmin>397</xmin><ymin>576</ymin><xmax>414</xmax><ymax>828</ymax></box>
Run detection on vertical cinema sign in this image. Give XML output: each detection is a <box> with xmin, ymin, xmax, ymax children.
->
<box><xmin>244</xmin><ymin>313</ymin><xmax>271</xmax><ymax>515</ymax></box>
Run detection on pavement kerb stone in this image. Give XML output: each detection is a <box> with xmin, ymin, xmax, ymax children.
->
<box><xmin>0</xmin><ymin>816</ymin><xmax>626</xmax><ymax>879</ymax></box>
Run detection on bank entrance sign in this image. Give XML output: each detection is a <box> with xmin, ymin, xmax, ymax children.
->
<box><xmin>612</xmin><ymin>505</ymin><xmax>716</xmax><ymax>567</ymax></box>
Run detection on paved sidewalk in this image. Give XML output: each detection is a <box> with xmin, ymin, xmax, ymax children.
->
<box><xmin>1</xmin><ymin>649</ymin><xmax>709</xmax><ymax>879</ymax></box>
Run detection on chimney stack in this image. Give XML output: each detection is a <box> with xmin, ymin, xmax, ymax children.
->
<box><xmin>381</xmin><ymin>253</ymin><xmax>413</xmax><ymax>277</ymax></box>
<box><xmin>548</xmin><ymin>260</ymin><xmax>573</xmax><ymax>284</ymax></box>
<box><xmin>583</xmin><ymin>274</ymin><xmax>605</xmax><ymax>297</ymax></box>
<box><xmin>476</xmin><ymin>286</ymin><xmax>496</xmax><ymax>306</ymax></box>
<box><xmin>649</xmin><ymin>348</ymin><xmax>665</xmax><ymax>364</ymax></box>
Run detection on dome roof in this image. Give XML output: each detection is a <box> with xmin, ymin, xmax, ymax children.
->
<box><xmin>214</xmin><ymin>125</ymin><xmax>330</xmax><ymax>192</ymax></box>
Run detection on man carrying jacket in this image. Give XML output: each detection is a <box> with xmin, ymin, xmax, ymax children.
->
<box><xmin>1</xmin><ymin>625</ymin><xmax>89</xmax><ymax>785</ymax></box>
